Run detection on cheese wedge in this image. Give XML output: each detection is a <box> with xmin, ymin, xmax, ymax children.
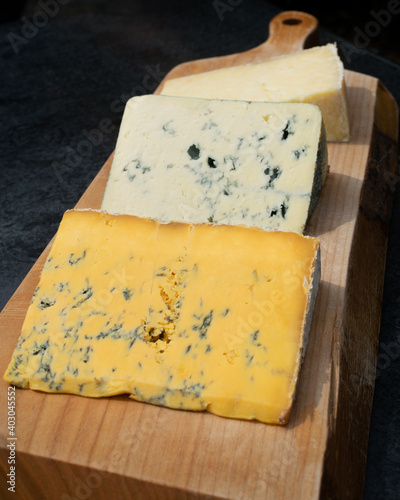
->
<box><xmin>160</xmin><ymin>44</ymin><xmax>350</xmax><ymax>142</ymax></box>
<box><xmin>101</xmin><ymin>95</ymin><xmax>328</xmax><ymax>234</ymax></box>
<box><xmin>4</xmin><ymin>210</ymin><xmax>320</xmax><ymax>424</ymax></box>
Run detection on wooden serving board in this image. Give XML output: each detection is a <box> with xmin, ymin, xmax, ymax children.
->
<box><xmin>0</xmin><ymin>11</ymin><xmax>398</xmax><ymax>500</ymax></box>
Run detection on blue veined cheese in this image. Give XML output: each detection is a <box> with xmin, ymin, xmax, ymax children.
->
<box><xmin>4</xmin><ymin>210</ymin><xmax>321</xmax><ymax>424</ymax></box>
<box><xmin>101</xmin><ymin>95</ymin><xmax>328</xmax><ymax>234</ymax></box>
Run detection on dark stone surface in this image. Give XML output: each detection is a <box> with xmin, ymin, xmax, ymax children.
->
<box><xmin>0</xmin><ymin>1</ymin><xmax>399</xmax><ymax>498</ymax></box>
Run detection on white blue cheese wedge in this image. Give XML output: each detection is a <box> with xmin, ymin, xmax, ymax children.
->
<box><xmin>101</xmin><ymin>95</ymin><xmax>328</xmax><ymax>234</ymax></box>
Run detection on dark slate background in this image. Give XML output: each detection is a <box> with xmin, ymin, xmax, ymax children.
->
<box><xmin>1</xmin><ymin>1</ymin><xmax>399</xmax><ymax>498</ymax></box>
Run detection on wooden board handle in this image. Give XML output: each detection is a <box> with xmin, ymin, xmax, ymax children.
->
<box><xmin>258</xmin><ymin>11</ymin><xmax>319</xmax><ymax>57</ymax></box>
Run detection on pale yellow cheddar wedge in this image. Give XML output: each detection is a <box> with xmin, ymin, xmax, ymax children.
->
<box><xmin>161</xmin><ymin>44</ymin><xmax>350</xmax><ymax>142</ymax></box>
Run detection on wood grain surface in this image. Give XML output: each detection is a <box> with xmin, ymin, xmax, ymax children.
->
<box><xmin>0</xmin><ymin>11</ymin><xmax>398</xmax><ymax>500</ymax></box>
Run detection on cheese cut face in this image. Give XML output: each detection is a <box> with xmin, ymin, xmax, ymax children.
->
<box><xmin>160</xmin><ymin>44</ymin><xmax>350</xmax><ymax>142</ymax></box>
<box><xmin>4</xmin><ymin>210</ymin><xmax>320</xmax><ymax>425</ymax></box>
<box><xmin>101</xmin><ymin>95</ymin><xmax>328</xmax><ymax>234</ymax></box>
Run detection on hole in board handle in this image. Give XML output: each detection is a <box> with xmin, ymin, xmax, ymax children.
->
<box><xmin>282</xmin><ymin>18</ymin><xmax>302</xmax><ymax>25</ymax></box>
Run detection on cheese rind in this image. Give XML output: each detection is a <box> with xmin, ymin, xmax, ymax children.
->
<box><xmin>101</xmin><ymin>95</ymin><xmax>328</xmax><ymax>234</ymax></box>
<box><xmin>160</xmin><ymin>44</ymin><xmax>350</xmax><ymax>142</ymax></box>
<box><xmin>4</xmin><ymin>210</ymin><xmax>320</xmax><ymax>424</ymax></box>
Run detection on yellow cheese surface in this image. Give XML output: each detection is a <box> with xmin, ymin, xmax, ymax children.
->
<box><xmin>4</xmin><ymin>210</ymin><xmax>320</xmax><ymax>424</ymax></box>
<box><xmin>161</xmin><ymin>44</ymin><xmax>350</xmax><ymax>142</ymax></box>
